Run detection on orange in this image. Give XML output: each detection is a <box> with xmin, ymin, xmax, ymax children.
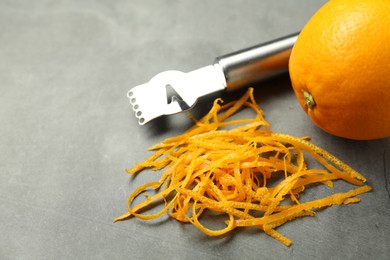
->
<box><xmin>289</xmin><ymin>0</ymin><xmax>390</xmax><ymax>140</ymax></box>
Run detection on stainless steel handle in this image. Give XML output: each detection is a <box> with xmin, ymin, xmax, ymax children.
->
<box><xmin>215</xmin><ymin>33</ymin><xmax>298</xmax><ymax>91</ymax></box>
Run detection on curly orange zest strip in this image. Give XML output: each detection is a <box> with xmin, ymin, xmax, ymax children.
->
<box><xmin>115</xmin><ymin>88</ymin><xmax>372</xmax><ymax>246</ymax></box>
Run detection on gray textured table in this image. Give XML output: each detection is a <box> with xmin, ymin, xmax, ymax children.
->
<box><xmin>1</xmin><ymin>1</ymin><xmax>389</xmax><ymax>259</ymax></box>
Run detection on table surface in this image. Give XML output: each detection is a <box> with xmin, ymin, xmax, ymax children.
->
<box><xmin>1</xmin><ymin>0</ymin><xmax>389</xmax><ymax>259</ymax></box>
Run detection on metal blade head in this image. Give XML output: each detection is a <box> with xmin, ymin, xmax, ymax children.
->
<box><xmin>128</xmin><ymin>71</ymin><xmax>188</xmax><ymax>125</ymax></box>
<box><xmin>128</xmin><ymin>65</ymin><xmax>226</xmax><ymax>125</ymax></box>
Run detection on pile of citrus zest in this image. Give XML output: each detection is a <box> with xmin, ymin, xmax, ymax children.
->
<box><xmin>115</xmin><ymin>88</ymin><xmax>372</xmax><ymax>246</ymax></box>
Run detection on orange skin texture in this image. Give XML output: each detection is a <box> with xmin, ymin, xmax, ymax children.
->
<box><xmin>289</xmin><ymin>0</ymin><xmax>390</xmax><ymax>140</ymax></box>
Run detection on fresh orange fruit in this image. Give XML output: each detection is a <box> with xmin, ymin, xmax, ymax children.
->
<box><xmin>289</xmin><ymin>0</ymin><xmax>390</xmax><ymax>140</ymax></box>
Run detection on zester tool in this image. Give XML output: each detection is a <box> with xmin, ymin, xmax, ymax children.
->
<box><xmin>128</xmin><ymin>33</ymin><xmax>299</xmax><ymax>125</ymax></box>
